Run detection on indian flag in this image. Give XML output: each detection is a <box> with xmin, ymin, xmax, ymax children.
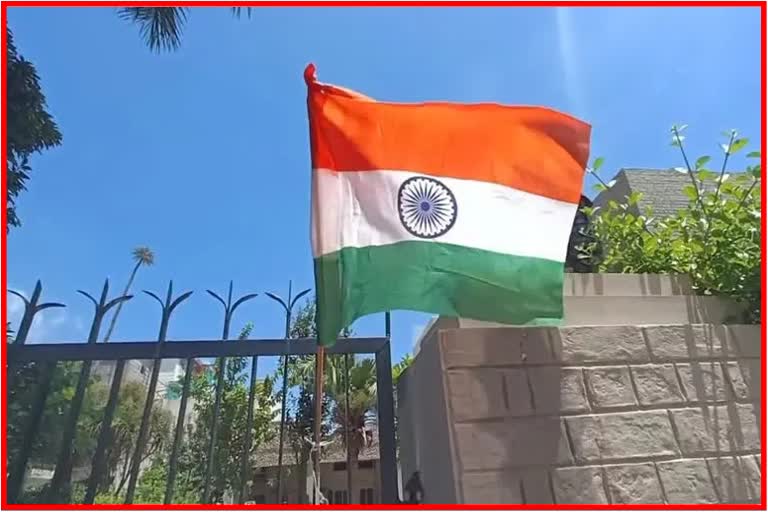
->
<box><xmin>305</xmin><ymin>64</ymin><xmax>591</xmax><ymax>346</ymax></box>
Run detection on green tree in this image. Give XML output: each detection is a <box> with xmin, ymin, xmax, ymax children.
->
<box><xmin>325</xmin><ymin>357</ymin><xmax>377</xmax><ymax>504</ymax></box>
<box><xmin>285</xmin><ymin>381</ymin><xmax>332</xmax><ymax>503</ymax></box>
<box><xmin>118</xmin><ymin>8</ymin><xmax>251</xmax><ymax>53</ymax></box>
<box><xmin>6</xmin><ymin>26</ymin><xmax>62</xmax><ymax>230</ymax></box>
<box><xmin>11</xmin><ymin>371</ymin><xmax>172</xmax><ymax>504</ymax></box>
<box><xmin>181</xmin><ymin>357</ymin><xmax>277</xmax><ymax>502</ymax></box>
<box><xmin>584</xmin><ymin>127</ymin><xmax>761</xmax><ymax>323</ymax></box>
<box><xmin>150</xmin><ymin>324</ymin><xmax>279</xmax><ymax>504</ymax></box>
<box><xmin>132</xmin><ymin>460</ymin><xmax>198</xmax><ymax>504</ymax></box>
<box><xmin>106</xmin><ymin>382</ymin><xmax>173</xmax><ymax>497</ymax></box>
<box><xmin>283</xmin><ymin>298</ymin><xmax>412</xmax><ymax>504</ymax></box>
<box><xmin>102</xmin><ymin>247</ymin><xmax>155</xmax><ymax>343</ymax></box>
<box><xmin>391</xmin><ymin>353</ymin><xmax>413</xmax><ymax>455</ymax></box>
<box><xmin>8</xmin><ymin>362</ymin><xmax>106</xmax><ymax>478</ymax></box>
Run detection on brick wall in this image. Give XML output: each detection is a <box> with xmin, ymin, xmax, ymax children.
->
<box><xmin>431</xmin><ymin>324</ymin><xmax>762</xmax><ymax>504</ymax></box>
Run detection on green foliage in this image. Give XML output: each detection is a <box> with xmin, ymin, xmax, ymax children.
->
<box><xmin>129</xmin><ymin>323</ymin><xmax>277</xmax><ymax>504</ymax></box>
<box><xmin>105</xmin><ymin>381</ymin><xmax>174</xmax><ymax>496</ymax></box>
<box><xmin>289</xmin><ymin>297</ymin><xmax>353</xmax><ymax>340</ymax></box>
<box><xmin>392</xmin><ymin>354</ymin><xmax>413</xmax><ymax>389</ymax></box>
<box><xmin>7</xmin><ymin>362</ymin><xmax>105</xmax><ymax>472</ymax></box>
<box><xmin>6</xmin><ymin>27</ymin><xmax>62</xmax><ymax>230</ymax></box>
<box><xmin>118</xmin><ymin>7</ymin><xmax>251</xmax><ymax>53</ymax></box>
<box><xmin>11</xmin><ymin>365</ymin><xmax>173</xmax><ymax>504</ymax></box>
<box><xmin>177</xmin><ymin>354</ymin><xmax>277</xmax><ymax>503</ymax></box>
<box><xmin>285</xmin><ymin>380</ymin><xmax>332</xmax><ymax>503</ymax></box>
<box><xmin>585</xmin><ymin>128</ymin><xmax>761</xmax><ymax>323</ymax></box>
<box><xmin>325</xmin><ymin>357</ymin><xmax>377</xmax><ymax>461</ymax></box>
<box><xmin>133</xmin><ymin>461</ymin><xmax>197</xmax><ymax>504</ymax></box>
<box><xmin>391</xmin><ymin>354</ymin><xmax>413</xmax><ymax>457</ymax></box>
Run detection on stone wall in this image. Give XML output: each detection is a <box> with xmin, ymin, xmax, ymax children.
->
<box><xmin>399</xmin><ymin>323</ymin><xmax>762</xmax><ymax>504</ymax></box>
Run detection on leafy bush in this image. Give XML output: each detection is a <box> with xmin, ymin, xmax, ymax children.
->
<box><xmin>582</xmin><ymin>126</ymin><xmax>761</xmax><ymax>323</ymax></box>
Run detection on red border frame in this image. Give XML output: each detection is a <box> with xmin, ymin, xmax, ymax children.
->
<box><xmin>1</xmin><ymin>1</ymin><xmax>765</xmax><ymax>509</ymax></box>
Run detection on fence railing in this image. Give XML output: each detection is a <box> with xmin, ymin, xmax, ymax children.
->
<box><xmin>5</xmin><ymin>279</ymin><xmax>398</xmax><ymax>505</ymax></box>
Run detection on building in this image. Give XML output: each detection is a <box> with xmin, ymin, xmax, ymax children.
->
<box><xmin>92</xmin><ymin>359</ymin><xmax>151</xmax><ymax>387</ymax></box>
<box><xmin>592</xmin><ymin>168</ymin><xmax>760</xmax><ymax>218</ymax></box>
<box><xmin>244</xmin><ymin>426</ymin><xmax>382</xmax><ymax>505</ymax></box>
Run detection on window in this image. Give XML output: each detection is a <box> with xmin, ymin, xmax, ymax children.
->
<box><xmin>358</xmin><ymin>460</ymin><xmax>374</xmax><ymax>469</ymax></box>
<box><xmin>333</xmin><ymin>490</ymin><xmax>348</xmax><ymax>504</ymax></box>
<box><xmin>332</xmin><ymin>462</ymin><xmax>347</xmax><ymax>471</ymax></box>
<box><xmin>359</xmin><ymin>488</ymin><xmax>375</xmax><ymax>504</ymax></box>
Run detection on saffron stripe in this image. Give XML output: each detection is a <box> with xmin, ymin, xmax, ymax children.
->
<box><xmin>308</xmin><ymin>84</ymin><xmax>591</xmax><ymax>204</ymax></box>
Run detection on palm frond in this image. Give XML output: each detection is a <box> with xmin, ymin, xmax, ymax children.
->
<box><xmin>118</xmin><ymin>7</ymin><xmax>189</xmax><ymax>53</ymax></box>
<box><xmin>132</xmin><ymin>246</ymin><xmax>155</xmax><ymax>266</ymax></box>
<box><xmin>231</xmin><ymin>7</ymin><xmax>253</xmax><ymax>18</ymax></box>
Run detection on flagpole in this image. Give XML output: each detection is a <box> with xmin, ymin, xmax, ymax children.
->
<box><xmin>313</xmin><ymin>344</ymin><xmax>326</xmax><ymax>504</ymax></box>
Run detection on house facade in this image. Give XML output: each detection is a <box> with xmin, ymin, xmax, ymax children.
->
<box><xmin>244</xmin><ymin>426</ymin><xmax>382</xmax><ymax>505</ymax></box>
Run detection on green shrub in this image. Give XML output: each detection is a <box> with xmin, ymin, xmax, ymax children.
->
<box><xmin>582</xmin><ymin>126</ymin><xmax>761</xmax><ymax>323</ymax></box>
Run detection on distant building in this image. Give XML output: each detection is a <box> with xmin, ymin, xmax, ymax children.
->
<box><xmin>24</xmin><ymin>359</ymin><xmax>204</xmax><ymax>493</ymax></box>
<box><xmin>244</xmin><ymin>425</ymin><xmax>381</xmax><ymax>505</ymax></box>
<box><xmin>593</xmin><ymin>168</ymin><xmax>760</xmax><ymax>218</ymax></box>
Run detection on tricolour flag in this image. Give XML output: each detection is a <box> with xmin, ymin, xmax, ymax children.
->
<box><xmin>305</xmin><ymin>64</ymin><xmax>591</xmax><ymax>346</ymax></box>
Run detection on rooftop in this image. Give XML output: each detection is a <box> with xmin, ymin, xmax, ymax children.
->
<box><xmin>253</xmin><ymin>425</ymin><xmax>380</xmax><ymax>468</ymax></box>
<box><xmin>594</xmin><ymin>168</ymin><xmax>760</xmax><ymax>218</ymax></box>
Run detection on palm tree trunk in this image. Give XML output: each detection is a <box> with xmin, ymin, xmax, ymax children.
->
<box><xmin>344</xmin><ymin>355</ymin><xmax>353</xmax><ymax>504</ymax></box>
<box><xmin>346</xmin><ymin>430</ymin><xmax>354</xmax><ymax>503</ymax></box>
<box><xmin>348</xmin><ymin>453</ymin><xmax>360</xmax><ymax>504</ymax></box>
<box><xmin>102</xmin><ymin>260</ymin><xmax>141</xmax><ymax>343</ymax></box>
<box><xmin>296</xmin><ymin>452</ymin><xmax>309</xmax><ymax>503</ymax></box>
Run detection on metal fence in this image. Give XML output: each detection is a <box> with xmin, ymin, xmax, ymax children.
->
<box><xmin>5</xmin><ymin>279</ymin><xmax>398</xmax><ymax>505</ymax></box>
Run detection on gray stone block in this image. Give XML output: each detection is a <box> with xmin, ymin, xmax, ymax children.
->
<box><xmin>446</xmin><ymin>368</ymin><xmax>531</xmax><ymax>421</ymax></box>
<box><xmin>724</xmin><ymin>360</ymin><xmax>761</xmax><ymax>401</ymax></box>
<box><xmin>461</xmin><ymin>469</ymin><xmax>555</xmax><ymax>504</ymax></box>
<box><xmin>552</xmin><ymin>466</ymin><xmax>608</xmax><ymax>504</ymax></box>
<box><xmin>551</xmin><ymin>326</ymin><xmax>649</xmax><ymax>363</ymax></box>
<box><xmin>604</xmin><ymin>463</ymin><xmax>664</xmax><ymax>504</ymax></box>
<box><xmin>440</xmin><ymin>328</ymin><xmax>553</xmax><ymax>369</ymax></box>
<box><xmin>528</xmin><ymin>367</ymin><xmax>589</xmax><ymax>414</ymax></box>
<box><xmin>520</xmin><ymin>468</ymin><xmax>554</xmax><ymax>504</ymax></box>
<box><xmin>644</xmin><ymin>324</ymin><xmax>732</xmax><ymax>360</ymax></box>
<box><xmin>657</xmin><ymin>459</ymin><xmax>719</xmax><ymax>504</ymax></box>
<box><xmin>453</xmin><ymin>417</ymin><xmax>572</xmax><ymax>470</ymax></box>
<box><xmin>461</xmin><ymin>471</ymin><xmax>523</xmax><ymax>503</ymax></box>
<box><xmin>676</xmin><ymin>362</ymin><xmax>729</xmax><ymax>402</ymax></box>
<box><xmin>727</xmin><ymin>325</ymin><xmax>761</xmax><ymax>358</ymax></box>
<box><xmin>669</xmin><ymin>404</ymin><xmax>761</xmax><ymax>456</ymax></box>
<box><xmin>631</xmin><ymin>364</ymin><xmax>686</xmax><ymax>406</ymax></box>
<box><xmin>740</xmin><ymin>455</ymin><xmax>761</xmax><ymax>502</ymax></box>
<box><xmin>585</xmin><ymin>366</ymin><xmax>637</xmax><ymax>409</ymax></box>
<box><xmin>707</xmin><ymin>456</ymin><xmax>759</xmax><ymax>503</ymax></box>
<box><xmin>566</xmin><ymin>411</ymin><xmax>678</xmax><ymax>463</ymax></box>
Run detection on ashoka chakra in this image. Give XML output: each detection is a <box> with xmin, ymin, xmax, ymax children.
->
<box><xmin>397</xmin><ymin>176</ymin><xmax>458</xmax><ymax>239</ymax></box>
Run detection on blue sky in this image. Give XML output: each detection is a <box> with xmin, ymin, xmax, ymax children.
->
<box><xmin>6</xmin><ymin>6</ymin><xmax>763</xmax><ymax>377</ymax></box>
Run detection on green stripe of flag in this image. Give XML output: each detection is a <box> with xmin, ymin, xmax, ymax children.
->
<box><xmin>314</xmin><ymin>240</ymin><xmax>565</xmax><ymax>346</ymax></box>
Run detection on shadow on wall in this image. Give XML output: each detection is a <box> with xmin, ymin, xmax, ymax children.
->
<box><xmin>675</xmin><ymin>324</ymin><xmax>762</xmax><ymax>503</ymax></box>
<box><xmin>450</xmin><ymin>327</ymin><xmax>567</xmax><ymax>504</ymax></box>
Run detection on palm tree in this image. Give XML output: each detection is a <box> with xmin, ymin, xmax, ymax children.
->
<box><xmin>326</xmin><ymin>357</ymin><xmax>377</xmax><ymax>504</ymax></box>
<box><xmin>118</xmin><ymin>7</ymin><xmax>251</xmax><ymax>53</ymax></box>
<box><xmin>102</xmin><ymin>246</ymin><xmax>154</xmax><ymax>343</ymax></box>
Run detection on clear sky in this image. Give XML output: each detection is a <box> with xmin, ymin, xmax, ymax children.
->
<box><xmin>5</xmin><ymin>6</ymin><xmax>763</xmax><ymax>376</ymax></box>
